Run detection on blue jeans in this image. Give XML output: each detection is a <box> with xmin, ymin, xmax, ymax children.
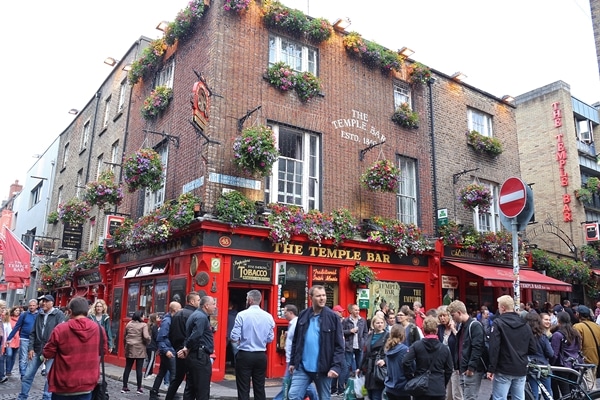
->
<box><xmin>491</xmin><ymin>373</ymin><xmax>526</xmax><ymax>400</ymax></box>
<box><xmin>18</xmin><ymin>355</ymin><xmax>53</xmax><ymax>400</ymax></box>
<box><xmin>345</xmin><ymin>349</ymin><xmax>362</xmax><ymax>372</ymax></box>
<box><xmin>459</xmin><ymin>372</ymin><xmax>483</xmax><ymax>400</ymax></box>
<box><xmin>52</xmin><ymin>393</ymin><xmax>92</xmax><ymax>400</ymax></box>
<box><xmin>274</xmin><ymin>364</ymin><xmax>318</xmax><ymax>400</ymax></box>
<box><xmin>527</xmin><ymin>374</ymin><xmax>552</xmax><ymax>400</ymax></box>
<box><xmin>18</xmin><ymin>339</ymin><xmax>30</xmax><ymax>378</ymax></box>
<box><xmin>368</xmin><ymin>388</ymin><xmax>383</xmax><ymax>400</ymax></box>
<box><xmin>288</xmin><ymin>366</ymin><xmax>331</xmax><ymax>400</ymax></box>
<box><xmin>0</xmin><ymin>352</ymin><xmax>5</xmax><ymax>379</ymax></box>
<box><xmin>6</xmin><ymin>347</ymin><xmax>18</xmax><ymax>375</ymax></box>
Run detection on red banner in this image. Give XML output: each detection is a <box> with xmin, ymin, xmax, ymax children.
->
<box><xmin>1</xmin><ymin>228</ymin><xmax>31</xmax><ymax>282</ymax></box>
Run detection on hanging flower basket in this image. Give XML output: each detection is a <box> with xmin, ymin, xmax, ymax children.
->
<box><xmin>122</xmin><ymin>148</ymin><xmax>164</xmax><ymax>193</ymax></box>
<box><xmin>233</xmin><ymin>125</ymin><xmax>280</xmax><ymax>177</ymax></box>
<box><xmin>223</xmin><ymin>0</ymin><xmax>251</xmax><ymax>13</ymax></box>
<box><xmin>391</xmin><ymin>102</ymin><xmax>419</xmax><ymax>129</ymax></box>
<box><xmin>83</xmin><ymin>170</ymin><xmax>123</xmax><ymax>209</ymax></box>
<box><xmin>459</xmin><ymin>183</ymin><xmax>493</xmax><ymax>212</ymax></box>
<box><xmin>349</xmin><ymin>264</ymin><xmax>376</xmax><ymax>286</ymax></box>
<box><xmin>58</xmin><ymin>198</ymin><xmax>91</xmax><ymax>225</ymax></box>
<box><xmin>360</xmin><ymin>160</ymin><xmax>401</xmax><ymax>193</ymax></box>
<box><xmin>47</xmin><ymin>211</ymin><xmax>59</xmax><ymax>225</ymax></box>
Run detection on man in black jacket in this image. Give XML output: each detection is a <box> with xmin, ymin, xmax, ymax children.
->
<box><xmin>447</xmin><ymin>300</ymin><xmax>486</xmax><ymax>400</ymax></box>
<box><xmin>165</xmin><ymin>292</ymin><xmax>200</xmax><ymax>400</ymax></box>
<box><xmin>487</xmin><ymin>295</ymin><xmax>536</xmax><ymax>400</ymax></box>
<box><xmin>288</xmin><ymin>285</ymin><xmax>345</xmax><ymax>400</ymax></box>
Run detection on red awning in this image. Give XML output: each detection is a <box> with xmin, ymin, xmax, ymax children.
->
<box><xmin>447</xmin><ymin>261</ymin><xmax>572</xmax><ymax>292</ymax></box>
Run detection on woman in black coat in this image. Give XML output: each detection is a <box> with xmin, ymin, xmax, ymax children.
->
<box><xmin>403</xmin><ymin>316</ymin><xmax>453</xmax><ymax>400</ymax></box>
<box><xmin>357</xmin><ymin>315</ymin><xmax>388</xmax><ymax>400</ymax></box>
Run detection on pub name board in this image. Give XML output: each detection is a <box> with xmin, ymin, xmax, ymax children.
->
<box><xmin>231</xmin><ymin>257</ymin><xmax>272</xmax><ymax>283</ymax></box>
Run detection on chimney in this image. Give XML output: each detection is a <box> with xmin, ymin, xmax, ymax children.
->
<box><xmin>9</xmin><ymin>180</ymin><xmax>22</xmax><ymax>199</ymax></box>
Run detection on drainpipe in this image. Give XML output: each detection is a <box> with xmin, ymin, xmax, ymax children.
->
<box><xmin>427</xmin><ymin>77</ymin><xmax>439</xmax><ymax>236</ymax></box>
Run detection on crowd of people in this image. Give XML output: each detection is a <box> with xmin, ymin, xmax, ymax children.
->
<box><xmin>3</xmin><ymin>290</ymin><xmax>600</xmax><ymax>400</ymax></box>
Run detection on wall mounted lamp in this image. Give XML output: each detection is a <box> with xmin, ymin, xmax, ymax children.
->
<box><xmin>68</xmin><ymin>109</ymin><xmax>79</xmax><ymax>115</ymax></box>
<box><xmin>451</xmin><ymin>71</ymin><xmax>467</xmax><ymax>81</ymax></box>
<box><xmin>156</xmin><ymin>21</ymin><xmax>170</xmax><ymax>32</ymax></box>
<box><xmin>122</xmin><ymin>64</ymin><xmax>132</xmax><ymax>72</ymax></box>
<box><xmin>398</xmin><ymin>47</ymin><xmax>415</xmax><ymax>58</ymax></box>
<box><xmin>502</xmin><ymin>95</ymin><xmax>515</xmax><ymax>103</ymax></box>
<box><xmin>332</xmin><ymin>17</ymin><xmax>351</xmax><ymax>32</ymax></box>
<box><xmin>103</xmin><ymin>57</ymin><xmax>119</xmax><ymax>66</ymax></box>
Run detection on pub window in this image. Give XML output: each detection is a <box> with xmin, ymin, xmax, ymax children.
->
<box><xmin>279</xmin><ymin>264</ymin><xmax>309</xmax><ymax>315</ymax></box>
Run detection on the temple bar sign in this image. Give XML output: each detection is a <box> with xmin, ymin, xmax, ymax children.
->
<box><xmin>231</xmin><ymin>257</ymin><xmax>272</xmax><ymax>283</ymax></box>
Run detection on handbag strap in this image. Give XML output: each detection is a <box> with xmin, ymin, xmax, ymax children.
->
<box><xmin>582</xmin><ymin>321</ymin><xmax>600</xmax><ymax>356</ymax></box>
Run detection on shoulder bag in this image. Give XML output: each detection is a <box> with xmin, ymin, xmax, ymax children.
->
<box><xmin>582</xmin><ymin>321</ymin><xmax>600</xmax><ymax>361</ymax></box>
<box><xmin>403</xmin><ymin>343</ymin><xmax>432</xmax><ymax>396</ymax></box>
<box><xmin>373</xmin><ymin>343</ymin><xmax>388</xmax><ymax>385</ymax></box>
<box><xmin>93</xmin><ymin>323</ymin><xmax>109</xmax><ymax>400</ymax></box>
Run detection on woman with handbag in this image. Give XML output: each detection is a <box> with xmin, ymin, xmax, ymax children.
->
<box><xmin>384</xmin><ymin>324</ymin><xmax>410</xmax><ymax>400</ymax></box>
<box><xmin>357</xmin><ymin>315</ymin><xmax>388</xmax><ymax>400</ymax></box>
<box><xmin>550</xmin><ymin>311</ymin><xmax>582</xmax><ymax>399</ymax></box>
<box><xmin>402</xmin><ymin>316</ymin><xmax>453</xmax><ymax>400</ymax></box>
<box><xmin>121</xmin><ymin>310</ymin><xmax>151</xmax><ymax>394</ymax></box>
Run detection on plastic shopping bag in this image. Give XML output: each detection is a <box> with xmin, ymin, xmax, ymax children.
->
<box><xmin>353</xmin><ymin>374</ymin><xmax>366</xmax><ymax>399</ymax></box>
<box><xmin>344</xmin><ymin>377</ymin><xmax>356</xmax><ymax>400</ymax></box>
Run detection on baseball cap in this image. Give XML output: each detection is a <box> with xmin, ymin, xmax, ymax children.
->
<box><xmin>577</xmin><ymin>305</ymin><xmax>591</xmax><ymax>317</ymax></box>
<box><xmin>38</xmin><ymin>294</ymin><xmax>55</xmax><ymax>302</ymax></box>
<box><xmin>553</xmin><ymin>305</ymin><xmax>563</xmax><ymax>314</ymax></box>
<box><xmin>332</xmin><ymin>305</ymin><xmax>344</xmax><ymax>312</ymax></box>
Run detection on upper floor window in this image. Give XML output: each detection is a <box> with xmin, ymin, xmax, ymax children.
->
<box><xmin>110</xmin><ymin>140</ymin><xmax>120</xmax><ymax>173</ymax></box>
<box><xmin>577</xmin><ymin>119</ymin><xmax>594</xmax><ymax>143</ymax></box>
<box><xmin>156</xmin><ymin>58</ymin><xmax>175</xmax><ymax>89</ymax></box>
<box><xmin>393</xmin><ymin>83</ymin><xmax>412</xmax><ymax>110</ymax></box>
<box><xmin>102</xmin><ymin>96</ymin><xmax>112</xmax><ymax>128</ymax></box>
<box><xmin>118</xmin><ymin>80</ymin><xmax>127</xmax><ymax>112</ymax></box>
<box><xmin>264</xmin><ymin>124</ymin><xmax>320</xmax><ymax>211</ymax></box>
<box><xmin>62</xmin><ymin>143</ymin><xmax>70</xmax><ymax>169</ymax></box>
<box><xmin>468</xmin><ymin>108</ymin><xmax>493</xmax><ymax>137</ymax></box>
<box><xmin>76</xmin><ymin>169</ymin><xmax>84</xmax><ymax>198</ymax></box>
<box><xmin>397</xmin><ymin>156</ymin><xmax>417</xmax><ymax>224</ymax></box>
<box><xmin>96</xmin><ymin>154</ymin><xmax>104</xmax><ymax>179</ymax></box>
<box><xmin>80</xmin><ymin>120</ymin><xmax>91</xmax><ymax>151</ymax></box>
<box><xmin>57</xmin><ymin>186</ymin><xmax>63</xmax><ymax>210</ymax></box>
<box><xmin>29</xmin><ymin>182</ymin><xmax>42</xmax><ymax>209</ymax></box>
<box><xmin>473</xmin><ymin>181</ymin><xmax>500</xmax><ymax>233</ymax></box>
<box><xmin>269</xmin><ymin>35</ymin><xmax>317</xmax><ymax>75</ymax></box>
<box><xmin>144</xmin><ymin>142</ymin><xmax>168</xmax><ymax>213</ymax></box>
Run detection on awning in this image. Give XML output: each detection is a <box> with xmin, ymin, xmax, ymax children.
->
<box><xmin>124</xmin><ymin>261</ymin><xmax>169</xmax><ymax>279</ymax></box>
<box><xmin>447</xmin><ymin>261</ymin><xmax>572</xmax><ymax>292</ymax></box>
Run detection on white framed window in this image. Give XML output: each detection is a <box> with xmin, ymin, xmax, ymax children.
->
<box><xmin>110</xmin><ymin>140</ymin><xmax>120</xmax><ymax>173</ymax></box>
<box><xmin>264</xmin><ymin>124</ymin><xmax>320</xmax><ymax>211</ymax></box>
<box><xmin>96</xmin><ymin>154</ymin><xmax>104</xmax><ymax>179</ymax></box>
<box><xmin>468</xmin><ymin>108</ymin><xmax>493</xmax><ymax>137</ymax></box>
<box><xmin>102</xmin><ymin>96</ymin><xmax>111</xmax><ymax>128</ymax></box>
<box><xmin>269</xmin><ymin>35</ymin><xmax>317</xmax><ymax>75</ymax></box>
<box><xmin>76</xmin><ymin>169</ymin><xmax>84</xmax><ymax>198</ymax></box>
<box><xmin>473</xmin><ymin>181</ymin><xmax>500</xmax><ymax>233</ymax></box>
<box><xmin>118</xmin><ymin>80</ymin><xmax>127</xmax><ymax>112</ymax></box>
<box><xmin>144</xmin><ymin>142</ymin><xmax>168</xmax><ymax>213</ymax></box>
<box><xmin>62</xmin><ymin>143</ymin><xmax>70</xmax><ymax>169</ymax></box>
<box><xmin>29</xmin><ymin>182</ymin><xmax>42</xmax><ymax>209</ymax></box>
<box><xmin>397</xmin><ymin>156</ymin><xmax>417</xmax><ymax>224</ymax></box>
<box><xmin>577</xmin><ymin>119</ymin><xmax>593</xmax><ymax>143</ymax></box>
<box><xmin>80</xmin><ymin>120</ymin><xmax>91</xmax><ymax>151</ymax></box>
<box><xmin>156</xmin><ymin>58</ymin><xmax>175</xmax><ymax>89</ymax></box>
<box><xmin>393</xmin><ymin>83</ymin><xmax>412</xmax><ymax>110</ymax></box>
<box><xmin>57</xmin><ymin>186</ymin><xmax>63</xmax><ymax>209</ymax></box>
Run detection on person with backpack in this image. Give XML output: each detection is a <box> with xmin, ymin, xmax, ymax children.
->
<box><xmin>573</xmin><ymin>306</ymin><xmax>600</xmax><ymax>390</ymax></box>
<box><xmin>524</xmin><ymin>312</ymin><xmax>554</xmax><ymax>400</ymax></box>
<box><xmin>551</xmin><ymin>311</ymin><xmax>583</xmax><ymax>397</ymax></box>
<box><xmin>396</xmin><ymin>306</ymin><xmax>422</xmax><ymax>346</ymax></box>
<box><xmin>446</xmin><ymin>300</ymin><xmax>486</xmax><ymax>400</ymax></box>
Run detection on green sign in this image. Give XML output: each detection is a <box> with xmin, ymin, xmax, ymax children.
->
<box><xmin>357</xmin><ymin>288</ymin><xmax>370</xmax><ymax>310</ymax></box>
<box><xmin>437</xmin><ymin>208</ymin><xmax>448</xmax><ymax>227</ymax></box>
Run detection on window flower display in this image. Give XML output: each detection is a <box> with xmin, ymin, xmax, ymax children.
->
<box><xmin>466</xmin><ymin>130</ymin><xmax>503</xmax><ymax>156</ymax></box>
<box><xmin>164</xmin><ymin>0</ymin><xmax>205</xmax><ymax>45</ymax></box>
<box><xmin>223</xmin><ymin>0</ymin><xmax>251</xmax><ymax>13</ymax></box>
<box><xmin>83</xmin><ymin>170</ymin><xmax>123</xmax><ymax>210</ymax></box>
<box><xmin>141</xmin><ymin>86</ymin><xmax>173</xmax><ymax>120</ymax></box>
<box><xmin>58</xmin><ymin>198</ymin><xmax>91</xmax><ymax>225</ymax></box>
<box><xmin>47</xmin><ymin>211</ymin><xmax>59</xmax><ymax>225</ymax></box>
<box><xmin>391</xmin><ymin>102</ymin><xmax>419</xmax><ymax>129</ymax></box>
<box><xmin>459</xmin><ymin>183</ymin><xmax>493</xmax><ymax>212</ymax></box>
<box><xmin>306</xmin><ymin>17</ymin><xmax>332</xmax><ymax>43</ymax></box>
<box><xmin>293</xmin><ymin>71</ymin><xmax>321</xmax><ymax>102</ymax></box>
<box><xmin>215</xmin><ymin>190</ymin><xmax>257</xmax><ymax>227</ymax></box>
<box><xmin>233</xmin><ymin>125</ymin><xmax>280</xmax><ymax>177</ymax></box>
<box><xmin>267</xmin><ymin>62</ymin><xmax>296</xmax><ymax>92</ymax></box>
<box><xmin>262</xmin><ymin>1</ymin><xmax>309</xmax><ymax>38</ymax></box>
<box><xmin>122</xmin><ymin>148</ymin><xmax>164</xmax><ymax>193</ymax></box>
<box><xmin>409</xmin><ymin>62</ymin><xmax>432</xmax><ymax>85</ymax></box>
<box><xmin>360</xmin><ymin>160</ymin><xmax>401</xmax><ymax>193</ymax></box>
<box><xmin>127</xmin><ymin>38</ymin><xmax>168</xmax><ymax>85</ymax></box>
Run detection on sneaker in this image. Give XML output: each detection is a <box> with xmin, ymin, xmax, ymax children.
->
<box><xmin>144</xmin><ymin>374</ymin><xmax>154</xmax><ymax>380</ymax></box>
<box><xmin>41</xmin><ymin>369</ymin><xmax>46</xmax><ymax>376</ymax></box>
<box><xmin>121</xmin><ymin>388</ymin><xmax>130</xmax><ymax>393</ymax></box>
<box><xmin>0</xmin><ymin>377</ymin><xmax>8</xmax><ymax>384</ymax></box>
<box><xmin>136</xmin><ymin>388</ymin><xmax>144</xmax><ymax>395</ymax></box>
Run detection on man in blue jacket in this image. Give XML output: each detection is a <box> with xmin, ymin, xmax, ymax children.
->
<box><xmin>288</xmin><ymin>285</ymin><xmax>345</xmax><ymax>400</ymax></box>
<box><xmin>6</xmin><ymin>299</ymin><xmax>38</xmax><ymax>379</ymax></box>
<box><xmin>150</xmin><ymin>301</ymin><xmax>181</xmax><ymax>400</ymax></box>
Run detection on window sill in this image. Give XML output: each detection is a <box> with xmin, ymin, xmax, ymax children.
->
<box><xmin>113</xmin><ymin>111</ymin><xmax>123</xmax><ymax>122</ymax></box>
<box><xmin>99</xmin><ymin>127</ymin><xmax>107</xmax><ymax>137</ymax></box>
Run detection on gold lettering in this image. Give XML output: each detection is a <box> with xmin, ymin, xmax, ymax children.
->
<box><xmin>294</xmin><ymin>245</ymin><xmax>303</xmax><ymax>255</ymax></box>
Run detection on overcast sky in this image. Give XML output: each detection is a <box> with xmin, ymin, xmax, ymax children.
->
<box><xmin>1</xmin><ymin>0</ymin><xmax>598</xmax><ymax>202</ymax></box>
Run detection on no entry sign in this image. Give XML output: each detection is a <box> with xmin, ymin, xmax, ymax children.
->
<box><xmin>499</xmin><ymin>177</ymin><xmax>527</xmax><ymax>218</ymax></box>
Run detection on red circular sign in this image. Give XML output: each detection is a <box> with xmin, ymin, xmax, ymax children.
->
<box><xmin>499</xmin><ymin>177</ymin><xmax>527</xmax><ymax>218</ymax></box>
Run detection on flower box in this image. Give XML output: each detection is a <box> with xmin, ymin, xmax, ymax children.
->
<box><xmin>466</xmin><ymin>130</ymin><xmax>503</xmax><ymax>156</ymax></box>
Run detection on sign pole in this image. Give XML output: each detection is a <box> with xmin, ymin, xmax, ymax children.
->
<box><xmin>512</xmin><ymin>217</ymin><xmax>520</xmax><ymax>312</ymax></box>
